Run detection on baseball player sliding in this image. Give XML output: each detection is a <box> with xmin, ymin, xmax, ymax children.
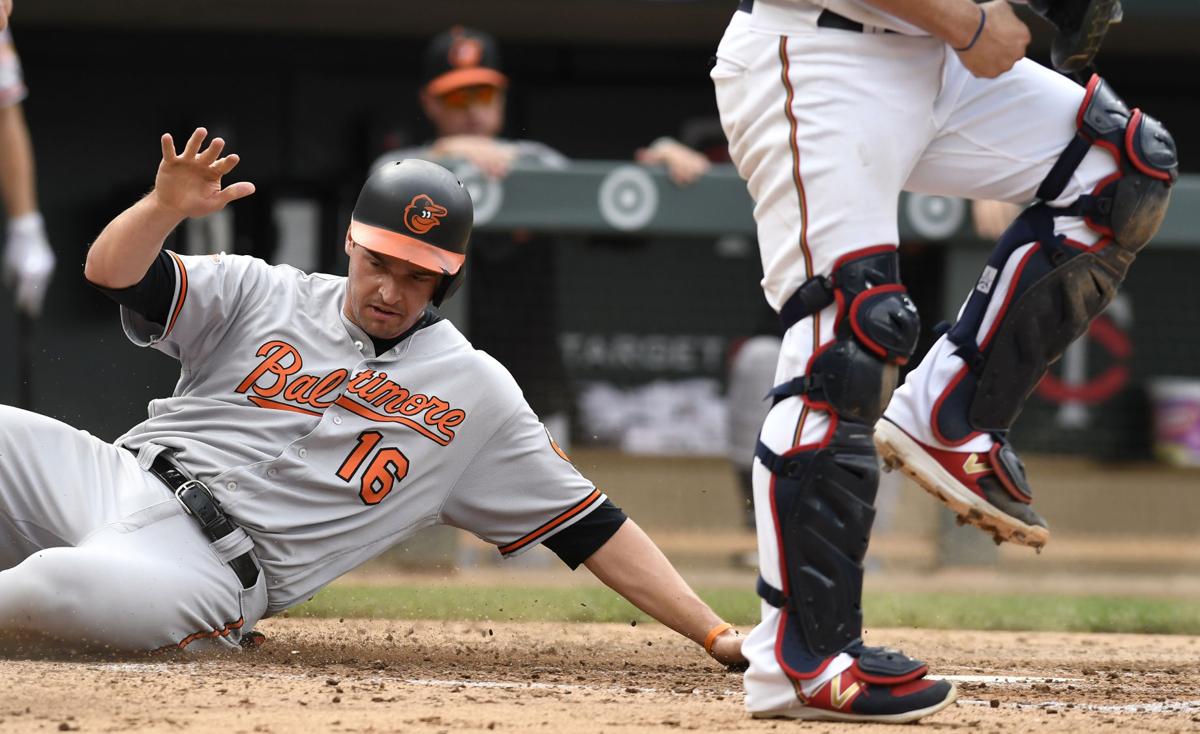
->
<box><xmin>713</xmin><ymin>0</ymin><xmax>1172</xmax><ymax>724</ymax></box>
<box><xmin>0</xmin><ymin>128</ymin><xmax>746</xmax><ymax>669</ymax></box>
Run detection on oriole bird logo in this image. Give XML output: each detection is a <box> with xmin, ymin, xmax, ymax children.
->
<box><xmin>448</xmin><ymin>34</ymin><xmax>484</xmax><ymax>69</ymax></box>
<box><xmin>403</xmin><ymin>194</ymin><xmax>449</xmax><ymax>235</ymax></box>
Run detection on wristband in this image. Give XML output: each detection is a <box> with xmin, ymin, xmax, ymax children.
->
<box><xmin>704</xmin><ymin>622</ymin><xmax>735</xmax><ymax>655</ymax></box>
<box><xmin>953</xmin><ymin>7</ymin><xmax>987</xmax><ymax>52</ymax></box>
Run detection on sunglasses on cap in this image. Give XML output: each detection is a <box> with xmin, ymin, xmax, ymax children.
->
<box><xmin>438</xmin><ymin>85</ymin><xmax>499</xmax><ymax>109</ymax></box>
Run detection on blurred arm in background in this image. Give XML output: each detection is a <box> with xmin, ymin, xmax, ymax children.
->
<box><xmin>0</xmin><ymin>26</ymin><xmax>53</xmax><ymax>316</ymax></box>
<box><xmin>971</xmin><ymin>198</ymin><xmax>1024</xmax><ymax>240</ymax></box>
<box><xmin>636</xmin><ymin>136</ymin><xmax>711</xmax><ymax>186</ymax></box>
<box><xmin>0</xmin><ymin>0</ymin><xmax>10</xmax><ymax>32</ymax></box>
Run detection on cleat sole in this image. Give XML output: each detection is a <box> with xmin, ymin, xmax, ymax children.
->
<box><xmin>751</xmin><ymin>685</ymin><xmax>958</xmax><ymax>724</ymax></box>
<box><xmin>874</xmin><ymin>421</ymin><xmax>1049</xmax><ymax>550</ymax></box>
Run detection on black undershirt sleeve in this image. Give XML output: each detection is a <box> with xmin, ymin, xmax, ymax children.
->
<box><xmin>542</xmin><ymin>498</ymin><xmax>629</xmax><ymax>570</ymax></box>
<box><xmin>88</xmin><ymin>250</ymin><xmax>177</xmax><ymax>326</ymax></box>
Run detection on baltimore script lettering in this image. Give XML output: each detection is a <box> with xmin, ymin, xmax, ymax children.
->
<box><xmin>234</xmin><ymin>340</ymin><xmax>466</xmax><ymax>445</ymax></box>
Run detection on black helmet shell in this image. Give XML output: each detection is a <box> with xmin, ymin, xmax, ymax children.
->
<box><xmin>350</xmin><ymin>160</ymin><xmax>473</xmax><ymax>287</ymax></box>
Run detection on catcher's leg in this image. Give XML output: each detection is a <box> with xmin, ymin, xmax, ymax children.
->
<box><xmin>713</xmin><ymin>13</ymin><xmax>956</xmax><ymax>721</ymax></box>
<box><xmin>744</xmin><ymin>249</ymin><xmax>956</xmax><ymax>723</ymax></box>
<box><xmin>881</xmin><ymin>75</ymin><xmax>1177</xmax><ymax>548</ymax></box>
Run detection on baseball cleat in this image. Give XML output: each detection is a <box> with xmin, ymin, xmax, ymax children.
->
<box><xmin>874</xmin><ymin>418</ymin><xmax>1049</xmax><ymax>549</ymax></box>
<box><xmin>239</xmin><ymin>631</ymin><xmax>267</xmax><ymax>649</ymax></box>
<box><xmin>753</xmin><ymin>656</ymin><xmax>958</xmax><ymax>724</ymax></box>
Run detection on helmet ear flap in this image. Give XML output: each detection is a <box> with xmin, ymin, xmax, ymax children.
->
<box><xmin>432</xmin><ymin>266</ymin><xmax>464</xmax><ymax>307</ymax></box>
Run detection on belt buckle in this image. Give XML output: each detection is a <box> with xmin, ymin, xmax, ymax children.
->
<box><xmin>173</xmin><ymin>479</ymin><xmax>211</xmax><ymax>517</ymax></box>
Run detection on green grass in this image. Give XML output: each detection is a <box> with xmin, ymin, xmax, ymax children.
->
<box><xmin>290</xmin><ymin>585</ymin><xmax>1200</xmax><ymax>635</ymax></box>
<box><xmin>864</xmin><ymin>591</ymin><xmax>1200</xmax><ymax>635</ymax></box>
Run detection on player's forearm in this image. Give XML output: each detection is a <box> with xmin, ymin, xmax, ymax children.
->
<box><xmin>0</xmin><ymin>104</ymin><xmax>38</xmax><ymax>218</ymax></box>
<box><xmin>583</xmin><ymin>520</ymin><xmax>725</xmax><ymax>647</ymax></box>
<box><xmin>84</xmin><ymin>193</ymin><xmax>186</xmax><ymax>289</ymax></box>
<box><xmin>861</xmin><ymin>0</ymin><xmax>984</xmax><ymax>47</ymax></box>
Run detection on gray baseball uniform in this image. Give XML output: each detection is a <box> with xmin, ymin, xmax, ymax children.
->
<box><xmin>0</xmin><ymin>251</ymin><xmax>606</xmax><ymax>650</ymax></box>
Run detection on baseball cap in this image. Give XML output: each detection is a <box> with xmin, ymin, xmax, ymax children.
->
<box><xmin>421</xmin><ymin>26</ymin><xmax>508</xmax><ymax>97</ymax></box>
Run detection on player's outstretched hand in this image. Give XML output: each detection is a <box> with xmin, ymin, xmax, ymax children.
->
<box><xmin>151</xmin><ymin>127</ymin><xmax>256</xmax><ymax>218</ymax></box>
<box><xmin>955</xmin><ymin>0</ymin><xmax>1030</xmax><ymax>79</ymax></box>
<box><xmin>707</xmin><ymin>627</ymin><xmax>746</xmax><ymax>669</ymax></box>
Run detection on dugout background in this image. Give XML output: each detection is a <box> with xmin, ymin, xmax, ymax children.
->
<box><xmin>0</xmin><ymin>1</ymin><xmax>1198</xmax><ymax>461</ymax></box>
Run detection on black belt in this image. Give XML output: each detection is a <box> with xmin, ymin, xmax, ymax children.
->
<box><xmin>817</xmin><ymin>9</ymin><xmax>876</xmax><ymax>32</ymax></box>
<box><xmin>820</xmin><ymin>8</ymin><xmax>897</xmax><ymax>32</ymax></box>
<box><xmin>736</xmin><ymin>1</ymin><xmax>894</xmax><ymax>35</ymax></box>
<box><xmin>137</xmin><ymin>448</ymin><xmax>260</xmax><ymax>590</ymax></box>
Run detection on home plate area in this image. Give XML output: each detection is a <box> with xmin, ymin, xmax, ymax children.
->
<box><xmin>0</xmin><ymin>620</ymin><xmax>1197</xmax><ymax>732</ymax></box>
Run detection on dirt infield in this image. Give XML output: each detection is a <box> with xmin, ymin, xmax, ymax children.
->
<box><xmin>2</xmin><ymin>620</ymin><xmax>1197</xmax><ymax>733</ymax></box>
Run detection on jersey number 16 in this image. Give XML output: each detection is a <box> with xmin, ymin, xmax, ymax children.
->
<box><xmin>335</xmin><ymin>430</ymin><xmax>410</xmax><ymax>505</ymax></box>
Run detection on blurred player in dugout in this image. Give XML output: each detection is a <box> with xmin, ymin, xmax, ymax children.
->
<box><xmin>0</xmin><ymin>10</ymin><xmax>54</xmax><ymax>320</ymax></box>
<box><xmin>374</xmin><ymin>26</ymin><xmax>711</xmax><ymax>448</ymax></box>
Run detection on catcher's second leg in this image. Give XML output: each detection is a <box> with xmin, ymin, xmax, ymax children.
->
<box><xmin>881</xmin><ymin>75</ymin><xmax>1177</xmax><ymax>548</ymax></box>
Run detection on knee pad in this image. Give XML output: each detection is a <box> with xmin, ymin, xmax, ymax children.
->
<box><xmin>1038</xmin><ymin>74</ymin><xmax>1178</xmax><ymax>254</ymax></box>
<box><xmin>754</xmin><ymin>421</ymin><xmax>879</xmax><ymax>671</ymax></box>
<box><xmin>773</xmin><ymin>247</ymin><xmax>920</xmax><ymax>424</ymax></box>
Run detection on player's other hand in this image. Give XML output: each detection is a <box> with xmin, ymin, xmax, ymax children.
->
<box><xmin>955</xmin><ymin>0</ymin><xmax>1030</xmax><ymax>79</ymax></box>
<box><xmin>636</xmin><ymin>138</ymin><xmax>711</xmax><ymax>187</ymax></box>
<box><xmin>150</xmin><ymin>127</ymin><xmax>256</xmax><ymax>218</ymax></box>
<box><xmin>0</xmin><ymin>0</ymin><xmax>11</xmax><ymax>32</ymax></box>
<box><xmin>432</xmin><ymin>135</ymin><xmax>516</xmax><ymax>179</ymax></box>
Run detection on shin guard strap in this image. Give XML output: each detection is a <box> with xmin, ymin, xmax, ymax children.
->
<box><xmin>757</xmin><ymin>575</ymin><xmax>787</xmax><ymax>608</ymax></box>
<box><xmin>850</xmin><ymin>646</ymin><xmax>928</xmax><ymax>684</ymax></box>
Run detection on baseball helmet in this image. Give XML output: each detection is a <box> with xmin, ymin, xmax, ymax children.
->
<box><xmin>349</xmin><ymin>159</ymin><xmax>473</xmax><ymax>306</ymax></box>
